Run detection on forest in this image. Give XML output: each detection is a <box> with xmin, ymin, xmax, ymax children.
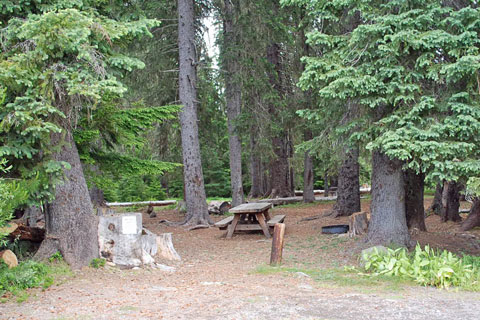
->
<box><xmin>1</xmin><ymin>0</ymin><xmax>480</xmax><ymax>311</ymax></box>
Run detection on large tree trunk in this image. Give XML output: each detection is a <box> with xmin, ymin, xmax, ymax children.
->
<box><xmin>460</xmin><ymin>199</ymin><xmax>480</xmax><ymax>231</ymax></box>
<box><xmin>266</xmin><ymin>42</ymin><xmax>293</xmax><ymax>199</ymax></box>
<box><xmin>303</xmin><ymin>132</ymin><xmax>315</xmax><ymax>203</ymax></box>
<box><xmin>441</xmin><ymin>181</ymin><xmax>462</xmax><ymax>222</ymax></box>
<box><xmin>35</xmin><ymin>130</ymin><xmax>99</xmax><ymax>269</ymax></box>
<box><xmin>333</xmin><ymin>146</ymin><xmax>360</xmax><ymax>216</ymax></box>
<box><xmin>177</xmin><ymin>0</ymin><xmax>210</xmax><ymax>225</ymax></box>
<box><xmin>324</xmin><ymin>172</ymin><xmax>330</xmax><ymax>196</ymax></box>
<box><xmin>249</xmin><ymin>131</ymin><xmax>263</xmax><ymax>198</ymax></box>
<box><xmin>404</xmin><ymin>169</ymin><xmax>427</xmax><ymax>231</ymax></box>
<box><xmin>367</xmin><ymin>151</ymin><xmax>410</xmax><ymax>247</ymax></box>
<box><xmin>429</xmin><ymin>182</ymin><xmax>443</xmax><ymax>215</ymax></box>
<box><xmin>223</xmin><ymin>0</ymin><xmax>244</xmax><ymax>207</ymax></box>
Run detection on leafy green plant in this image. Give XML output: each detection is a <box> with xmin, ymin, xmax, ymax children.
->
<box><xmin>362</xmin><ymin>244</ymin><xmax>479</xmax><ymax>290</ymax></box>
<box><xmin>0</xmin><ymin>261</ymin><xmax>53</xmax><ymax>296</ymax></box>
<box><xmin>90</xmin><ymin>258</ymin><xmax>106</xmax><ymax>269</ymax></box>
<box><xmin>49</xmin><ymin>252</ymin><xmax>63</xmax><ymax>263</ymax></box>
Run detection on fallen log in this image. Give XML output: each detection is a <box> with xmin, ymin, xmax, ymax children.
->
<box><xmin>106</xmin><ymin>200</ymin><xmax>177</xmax><ymax>207</ymax></box>
<box><xmin>0</xmin><ymin>250</ymin><xmax>18</xmax><ymax>268</ymax></box>
<box><xmin>9</xmin><ymin>224</ymin><xmax>45</xmax><ymax>243</ymax></box>
<box><xmin>207</xmin><ymin>201</ymin><xmax>231</xmax><ymax>215</ymax></box>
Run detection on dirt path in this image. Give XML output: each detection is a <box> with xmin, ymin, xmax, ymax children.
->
<box><xmin>2</xmin><ymin>201</ymin><xmax>480</xmax><ymax>319</ymax></box>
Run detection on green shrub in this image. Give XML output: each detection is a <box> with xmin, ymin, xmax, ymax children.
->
<box><xmin>90</xmin><ymin>258</ymin><xmax>106</xmax><ymax>269</ymax></box>
<box><xmin>0</xmin><ymin>261</ymin><xmax>53</xmax><ymax>296</ymax></box>
<box><xmin>48</xmin><ymin>251</ymin><xmax>63</xmax><ymax>263</ymax></box>
<box><xmin>362</xmin><ymin>244</ymin><xmax>479</xmax><ymax>290</ymax></box>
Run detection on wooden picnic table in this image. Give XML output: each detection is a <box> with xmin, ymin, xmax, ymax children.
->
<box><xmin>214</xmin><ymin>202</ymin><xmax>285</xmax><ymax>239</ymax></box>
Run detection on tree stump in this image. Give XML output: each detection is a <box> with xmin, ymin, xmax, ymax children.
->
<box><xmin>270</xmin><ymin>223</ymin><xmax>285</xmax><ymax>266</ymax></box>
<box><xmin>0</xmin><ymin>250</ymin><xmax>18</xmax><ymax>268</ymax></box>
<box><xmin>349</xmin><ymin>212</ymin><xmax>369</xmax><ymax>236</ymax></box>
<box><xmin>156</xmin><ymin>233</ymin><xmax>181</xmax><ymax>261</ymax></box>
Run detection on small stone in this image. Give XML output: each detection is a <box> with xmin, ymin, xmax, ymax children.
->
<box><xmin>106</xmin><ymin>261</ymin><xmax>116</xmax><ymax>267</ymax></box>
<box><xmin>132</xmin><ymin>267</ymin><xmax>140</xmax><ymax>270</ymax></box>
<box><xmin>297</xmin><ymin>284</ymin><xmax>313</xmax><ymax>291</ymax></box>
<box><xmin>294</xmin><ymin>272</ymin><xmax>310</xmax><ymax>278</ymax></box>
<box><xmin>201</xmin><ymin>281</ymin><xmax>223</xmax><ymax>286</ymax></box>
<box><xmin>155</xmin><ymin>263</ymin><xmax>176</xmax><ymax>272</ymax></box>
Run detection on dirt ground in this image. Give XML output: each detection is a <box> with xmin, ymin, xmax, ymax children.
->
<box><xmin>1</xmin><ymin>200</ymin><xmax>480</xmax><ymax>320</ymax></box>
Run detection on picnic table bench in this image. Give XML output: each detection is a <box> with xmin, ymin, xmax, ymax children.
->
<box><xmin>214</xmin><ymin>202</ymin><xmax>285</xmax><ymax>239</ymax></box>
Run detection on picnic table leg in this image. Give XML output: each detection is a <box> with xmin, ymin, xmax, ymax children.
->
<box><xmin>256</xmin><ymin>213</ymin><xmax>271</xmax><ymax>238</ymax></box>
<box><xmin>264</xmin><ymin>209</ymin><xmax>271</xmax><ymax>222</ymax></box>
<box><xmin>226</xmin><ymin>214</ymin><xmax>240</xmax><ymax>239</ymax></box>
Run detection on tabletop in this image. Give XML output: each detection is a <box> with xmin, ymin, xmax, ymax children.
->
<box><xmin>229</xmin><ymin>202</ymin><xmax>272</xmax><ymax>214</ymax></box>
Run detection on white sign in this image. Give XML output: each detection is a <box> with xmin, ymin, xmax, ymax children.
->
<box><xmin>122</xmin><ymin>216</ymin><xmax>137</xmax><ymax>235</ymax></box>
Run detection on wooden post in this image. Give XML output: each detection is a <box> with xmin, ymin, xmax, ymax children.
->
<box><xmin>270</xmin><ymin>223</ymin><xmax>285</xmax><ymax>266</ymax></box>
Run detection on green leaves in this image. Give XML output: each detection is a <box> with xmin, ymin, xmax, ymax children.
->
<box><xmin>362</xmin><ymin>244</ymin><xmax>478</xmax><ymax>289</ymax></box>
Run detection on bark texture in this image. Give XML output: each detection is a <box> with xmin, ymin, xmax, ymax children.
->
<box><xmin>441</xmin><ymin>181</ymin><xmax>462</xmax><ymax>222</ymax></box>
<box><xmin>404</xmin><ymin>169</ymin><xmax>426</xmax><ymax>231</ymax></box>
<box><xmin>334</xmin><ymin>147</ymin><xmax>360</xmax><ymax>216</ymax></box>
<box><xmin>367</xmin><ymin>151</ymin><xmax>410</xmax><ymax>247</ymax></box>
<box><xmin>35</xmin><ymin>130</ymin><xmax>99</xmax><ymax>269</ymax></box>
<box><xmin>266</xmin><ymin>42</ymin><xmax>293</xmax><ymax>198</ymax></box>
<box><xmin>303</xmin><ymin>145</ymin><xmax>315</xmax><ymax>203</ymax></box>
<box><xmin>177</xmin><ymin>0</ymin><xmax>210</xmax><ymax>225</ymax></box>
<box><xmin>223</xmin><ymin>0</ymin><xmax>244</xmax><ymax>207</ymax></box>
<box><xmin>429</xmin><ymin>182</ymin><xmax>443</xmax><ymax>215</ymax></box>
<box><xmin>249</xmin><ymin>131</ymin><xmax>264</xmax><ymax>198</ymax></box>
<box><xmin>460</xmin><ymin>199</ymin><xmax>480</xmax><ymax>231</ymax></box>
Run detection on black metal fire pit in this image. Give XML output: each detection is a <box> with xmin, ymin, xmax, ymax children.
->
<box><xmin>321</xmin><ymin>224</ymin><xmax>349</xmax><ymax>234</ymax></box>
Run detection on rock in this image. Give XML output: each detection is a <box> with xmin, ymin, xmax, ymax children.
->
<box><xmin>360</xmin><ymin>245</ymin><xmax>388</xmax><ymax>268</ymax></box>
<box><xmin>0</xmin><ymin>250</ymin><xmax>18</xmax><ymax>268</ymax></box>
<box><xmin>294</xmin><ymin>272</ymin><xmax>311</xmax><ymax>278</ymax></box>
<box><xmin>155</xmin><ymin>263</ymin><xmax>176</xmax><ymax>272</ymax></box>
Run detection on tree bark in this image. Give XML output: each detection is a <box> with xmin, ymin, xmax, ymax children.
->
<box><xmin>35</xmin><ymin>130</ymin><xmax>99</xmax><ymax>269</ymax></box>
<box><xmin>404</xmin><ymin>169</ymin><xmax>427</xmax><ymax>231</ymax></box>
<box><xmin>429</xmin><ymin>182</ymin><xmax>443</xmax><ymax>215</ymax></box>
<box><xmin>249</xmin><ymin>131</ymin><xmax>263</xmax><ymax>198</ymax></box>
<box><xmin>460</xmin><ymin>199</ymin><xmax>480</xmax><ymax>231</ymax></box>
<box><xmin>303</xmin><ymin>132</ymin><xmax>315</xmax><ymax>203</ymax></box>
<box><xmin>367</xmin><ymin>151</ymin><xmax>410</xmax><ymax>247</ymax></box>
<box><xmin>333</xmin><ymin>146</ymin><xmax>360</xmax><ymax>216</ymax></box>
<box><xmin>177</xmin><ymin>0</ymin><xmax>210</xmax><ymax>225</ymax></box>
<box><xmin>223</xmin><ymin>0</ymin><xmax>244</xmax><ymax>207</ymax></box>
<box><xmin>266</xmin><ymin>42</ymin><xmax>293</xmax><ymax>198</ymax></box>
<box><xmin>324</xmin><ymin>172</ymin><xmax>330</xmax><ymax>196</ymax></box>
<box><xmin>441</xmin><ymin>181</ymin><xmax>462</xmax><ymax>222</ymax></box>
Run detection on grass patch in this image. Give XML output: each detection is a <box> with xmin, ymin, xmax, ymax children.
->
<box><xmin>276</xmin><ymin>202</ymin><xmax>321</xmax><ymax>209</ymax></box>
<box><xmin>254</xmin><ymin>265</ymin><xmax>412</xmax><ymax>292</ymax></box>
<box><xmin>0</xmin><ymin>259</ymin><xmax>73</xmax><ymax>302</ymax></box>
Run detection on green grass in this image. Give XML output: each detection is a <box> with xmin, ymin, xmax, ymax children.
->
<box><xmin>276</xmin><ymin>202</ymin><xmax>321</xmax><ymax>209</ymax></box>
<box><xmin>0</xmin><ymin>259</ymin><xmax>73</xmax><ymax>302</ymax></box>
<box><xmin>254</xmin><ymin>265</ymin><xmax>413</xmax><ymax>292</ymax></box>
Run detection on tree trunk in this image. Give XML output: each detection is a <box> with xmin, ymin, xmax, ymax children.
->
<box><xmin>303</xmin><ymin>135</ymin><xmax>315</xmax><ymax>203</ymax></box>
<box><xmin>404</xmin><ymin>169</ymin><xmax>426</xmax><ymax>231</ymax></box>
<box><xmin>367</xmin><ymin>151</ymin><xmax>410</xmax><ymax>247</ymax></box>
<box><xmin>333</xmin><ymin>146</ymin><xmax>360</xmax><ymax>216</ymax></box>
<box><xmin>441</xmin><ymin>181</ymin><xmax>462</xmax><ymax>222</ymax></box>
<box><xmin>429</xmin><ymin>182</ymin><xmax>443</xmax><ymax>215</ymax></box>
<box><xmin>249</xmin><ymin>131</ymin><xmax>263</xmax><ymax>198</ymax></box>
<box><xmin>324</xmin><ymin>172</ymin><xmax>329</xmax><ymax>196</ymax></box>
<box><xmin>35</xmin><ymin>130</ymin><xmax>99</xmax><ymax>269</ymax></box>
<box><xmin>266</xmin><ymin>42</ymin><xmax>293</xmax><ymax>199</ymax></box>
<box><xmin>269</xmin><ymin>133</ymin><xmax>293</xmax><ymax>198</ymax></box>
<box><xmin>177</xmin><ymin>0</ymin><xmax>210</xmax><ymax>225</ymax></box>
<box><xmin>460</xmin><ymin>199</ymin><xmax>480</xmax><ymax>231</ymax></box>
<box><xmin>223</xmin><ymin>0</ymin><xmax>244</xmax><ymax>207</ymax></box>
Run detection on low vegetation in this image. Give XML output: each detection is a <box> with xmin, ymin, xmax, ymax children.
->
<box><xmin>0</xmin><ymin>260</ymin><xmax>72</xmax><ymax>302</ymax></box>
<box><xmin>361</xmin><ymin>245</ymin><xmax>480</xmax><ymax>291</ymax></box>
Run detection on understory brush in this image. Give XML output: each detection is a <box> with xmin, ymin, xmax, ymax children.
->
<box><xmin>360</xmin><ymin>244</ymin><xmax>480</xmax><ymax>290</ymax></box>
<box><xmin>0</xmin><ymin>259</ymin><xmax>72</xmax><ymax>302</ymax></box>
